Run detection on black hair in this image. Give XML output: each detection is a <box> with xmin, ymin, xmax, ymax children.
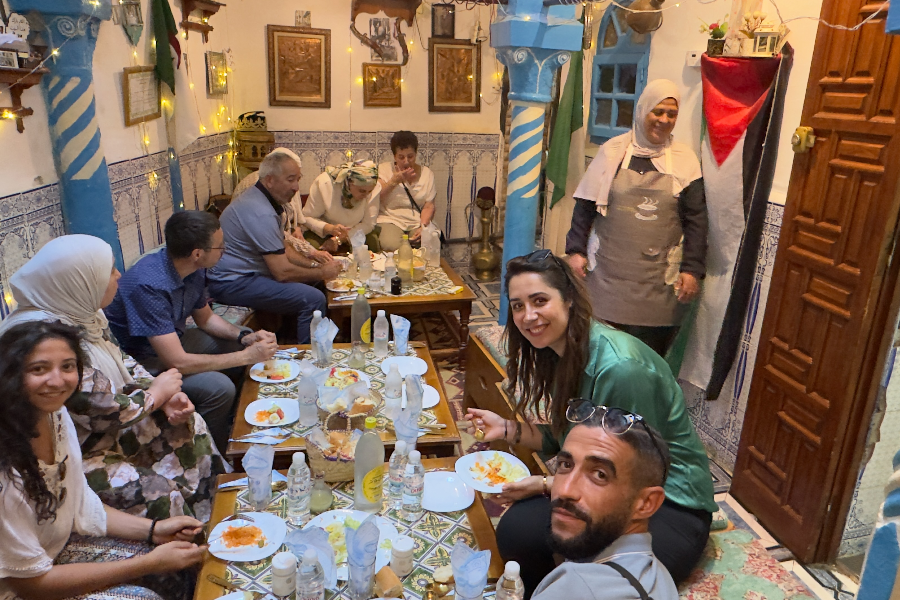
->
<box><xmin>164</xmin><ymin>210</ymin><xmax>220</xmax><ymax>259</ymax></box>
<box><xmin>0</xmin><ymin>321</ymin><xmax>86</xmax><ymax>523</ymax></box>
<box><xmin>577</xmin><ymin>418</ymin><xmax>671</xmax><ymax>488</ymax></box>
<box><xmin>504</xmin><ymin>252</ymin><xmax>594</xmax><ymax>437</ymax></box>
<box><xmin>390</xmin><ymin>130</ymin><xmax>418</xmax><ymax>154</ymax></box>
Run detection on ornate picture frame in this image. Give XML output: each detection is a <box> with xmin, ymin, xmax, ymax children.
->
<box><xmin>428</xmin><ymin>38</ymin><xmax>481</xmax><ymax>113</ymax></box>
<box><xmin>362</xmin><ymin>63</ymin><xmax>401</xmax><ymax>107</ymax></box>
<box><xmin>431</xmin><ymin>4</ymin><xmax>455</xmax><ymax>38</ymax></box>
<box><xmin>205</xmin><ymin>50</ymin><xmax>228</xmax><ymax>95</ymax></box>
<box><xmin>122</xmin><ymin>65</ymin><xmax>161</xmax><ymax>126</ymax></box>
<box><xmin>267</xmin><ymin>25</ymin><xmax>331</xmax><ymax>108</ymax></box>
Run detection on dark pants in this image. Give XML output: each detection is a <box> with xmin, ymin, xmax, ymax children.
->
<box><xmin>496</xmin><ymin>495</ymin><xmax>711</xmax><ymax>598</ymax></box>
<box><xmin>137</xmin><ymin>329</ymin><xmax>241</xmax><ymax>456</ymax></box>
<box><xmin>608</xmin><ymin>321</ymin><xmax>679</xmax><ymax>357</ymax></box>
<box><xmin>208</xmin><ymin>274</ymin><xmax>327</xmax><ymax>345</ymax></box>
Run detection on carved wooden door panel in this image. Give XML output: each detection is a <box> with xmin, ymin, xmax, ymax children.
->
<box><xmin>731</xmin><ymin>0</ymin><xmax>900</xmax><ymax>563</ymax></box>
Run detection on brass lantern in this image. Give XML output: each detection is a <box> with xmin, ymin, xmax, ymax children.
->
<box><xmin>625</xmin><ymin>0</ymin><xmax>664</xmax><ymax>35</ymax></box>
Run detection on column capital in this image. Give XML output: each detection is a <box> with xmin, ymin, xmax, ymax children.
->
<box><xmin>7</xmin><ymin>0</ymin><xmax>112</xmax><ymax>20</ymax></box>
<box><xmin>496</xmin><ymin>47</ymin><xmax>572</xmax><ymax>104</ymax></box>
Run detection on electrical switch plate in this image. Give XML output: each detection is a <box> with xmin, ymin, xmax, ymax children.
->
<box><xmin>686</xmin><ymin>51</ymin><xmax>702</xmax><ymax>68</ymax></box>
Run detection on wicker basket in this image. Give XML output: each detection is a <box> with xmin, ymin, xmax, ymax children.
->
<box><xmin>316</xmin><ymin>389</ymin><xmax>382</xmax><ymax>430</ymax></box>
<box><xmin>307</xmin><ymin>413</ymin><xmax>357</xmax><ymax>482</ymax></box>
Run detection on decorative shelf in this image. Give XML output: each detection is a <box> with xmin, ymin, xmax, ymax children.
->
<box><xmin>181</xmin><ymin>0</ymin><xmax>225</xmax><ymax>43</ymax></box>
<box><xmin>0</xmin><ymin>67</ymin><xmax>48</xmax><ymax>133</ymax></box>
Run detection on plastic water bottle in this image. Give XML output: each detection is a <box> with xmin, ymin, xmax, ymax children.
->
<box><xmin>385</xmin><ymin>363</ymin><xmax>402</xmax><ymax>400</ymax></box>
<box><xmin>373</xmin><ymin>310</ymin><xmax>389</xmax><ymax>358</ymax></box>
<box><xmin>309</xmin><ymin>310</ymin><xmax>323</xmax><ymax>360</ymax></box>
<box><xmin>388</xmin><ymin>440</ymin><xmax>409</xmax><ymax>509</ymax></box>
<box><xmin>351</xmin><ymin>288</ymin><xmax>371</xmax><ymax>344</ymax></box>
<box><xmin>384</xmin><ymin>252</ymin><xmax>397</xmax><ymax>288</ymax></box>
<box><xmin>401</xmin><ymin>450</ymin><xmax>424</xmax><ymax>521</ymax></box>
<box><xmin>354</xmin><ymin>417</ymin><xmax>385</xmax><ymax>512</ymax></box>
<box><xmin>287</xmin><ymin>452</ymin><xmax>311</xmax><ymax>526</ymax></box>
<box><xmin>296</xmin><ymin>548</ymin><xmax>325</xmax><ymax>600</ymax></box>
<box><xmin>495</xmin><ymin>561</ymin><xmax>525</xmax><ymax>600</ymax></box>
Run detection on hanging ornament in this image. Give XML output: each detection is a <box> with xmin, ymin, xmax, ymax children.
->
<box><xmin>625</xmin><ymin>0</ymin><xmax>664</xmax><ymax>35</ymax></box>
<box><xmin>112</xmin><ymin>0</ymin><xmax>144</xmax><ymax>47</ymax></box>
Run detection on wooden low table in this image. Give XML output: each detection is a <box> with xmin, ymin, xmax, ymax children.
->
<box><xmin>227</xmin><ymin>343</ymin><xmax>462</xmax><ymax>468</ymax></box>
<box><xmin>327</xmin><ymin>258</ymin><xmax>477</xmax><ymax>366</ymax></box>
<box><xmin>195</xmin><ymin>457</ymin><xmax>503</xmax><ymax>600</ymax></box>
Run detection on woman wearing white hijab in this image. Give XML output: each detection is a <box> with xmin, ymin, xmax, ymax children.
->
<box><xmin>0</xmin><ymin>235</ymin><xmax>228</xmax><ymax>522</ymax></box>
<box><xmin>566</xmin><ymin>79</ymin><xmax>707</xmax><ymax>356</ymax></box>
<box><xmin>303</xmin><ymin>159</ymin><xmax>382</xmax><ymax>253</ymax></box>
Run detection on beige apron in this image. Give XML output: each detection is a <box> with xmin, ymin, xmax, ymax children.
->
<box><xmin>586</xmin><ymin>147</ymin><xmax>685</xmax><ymax>326</ymax></box>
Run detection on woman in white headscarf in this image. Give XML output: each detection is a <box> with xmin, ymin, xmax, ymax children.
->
<box><xmin>303</xmin><ymin>159</ymin><xmax>382</xmax><ymax>253</ymax></box>
<box><xmin>0</xmin><ymin>235</ymin><xmax>228</xmax><ymax>522</ymax></box>
<box><xmin>565</xmin><ymin>79</ymin><xmax>707</xmax><ymax>356</ymax></box>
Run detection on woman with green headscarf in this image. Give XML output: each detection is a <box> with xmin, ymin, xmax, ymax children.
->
<box><xmin>303</xmin><ymin>160</ymin><xmax>382</xmax><ymax>252</ymax></box>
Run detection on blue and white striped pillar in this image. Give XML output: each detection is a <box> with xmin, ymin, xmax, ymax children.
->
<box><xmin>492</xmin><ymin>0</ymin><xmax>582</xmax><ymax>323</ymax></box>
<box><xmin>10</xmin><ymin>0</ymin><xmax>123</xmax><ymax>270</ymax></box>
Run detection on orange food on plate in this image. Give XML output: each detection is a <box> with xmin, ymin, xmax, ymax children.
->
<box><xmin>221</xmin><ymin>524</ymin><xmax>266</xmax><ymax>548</ymax></box>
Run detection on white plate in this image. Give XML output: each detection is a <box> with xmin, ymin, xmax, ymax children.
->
<box><xmin>326</xmin><ymin>278</ymin><xmax>360</xmax><ymax>293</ymax></box>
<box><xmin>401</xmin><ymin>383</ymin><xmax>440</xmax><ymax>409</ymax></box>
<box><xmin>455</xmin><ymin>451</ymin><xmax>530</xmax><ymax>494</ymax></box>
<box><xmin>249</xmin><ymin>360</ymin><xmax>301</xmax><ymax>383</ymax></box>
<box><xmin>423</xmin><ymin>471</ymin><xmax>475</xmax><ymax>512</ymax></box>
<box><xmin>304</xmin><ymin>510</ymin><xmax>399</xmax><ymax>580</ymax></box>
<box><xmin>208</xmin><ymin>512</ymin><xmax>287</xmax><ymax>562</ymax></box>
<box><xmin>244</xmin><ymin>398</ymin><xmax>299</xmax><ymax>427</ymax></box>
<box><xmin>381</xmin><ymin>356</ymin><xmax>428</xmax><ymax>377</ymax></box>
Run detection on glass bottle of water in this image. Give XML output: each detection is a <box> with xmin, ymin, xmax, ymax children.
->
<box><xmin>351</xmin><ymin>288</ymin><xmax>371</xmax><ymax>344</ymax></box>
<box><xmin>388</xmin><ymin>440</ymin><xmax>409</xmax><ymax>510</ymax></box>
<box><xmin>495</xmin><ymin>561</ymin><xmax>525</xmax><ymax>600</ymax></box>
<box><xmin>373</xmin><ymin>310</ymin><xmax>389</xmax><ymax>358</ymax></box>
<box><xmin>401</xmin><ymin>450</ymin><xmax>424</xmax><ymax>521</ymax></box>
<box><xmin>287</xmin><ymin>452</ymin><xmax>311</xmax><ymax>526</ymax></box>
<box><xmin>354</xmin><ymin>417</ymin><xmax>385</xmax><ymax>512</ymax></box>
<box><xmin>384</xmin><ymin>252</ymin><xmax>397</xmax><ymax>289</ymax></box>
<box><xmin>296</xmin><ymin>548</ymin><xmax>325</xmax><ymax>600</ymax></box>
<box><xmin>309</xmin><ymin>310</ymin><xmax>323</xmax><ymax>360</ymax></box>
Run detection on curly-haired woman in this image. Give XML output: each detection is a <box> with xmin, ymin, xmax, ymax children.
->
<box><xmin>0</xmin><ymin>321</ymin><xmax>204</xmax><ymax>600</ymax></box>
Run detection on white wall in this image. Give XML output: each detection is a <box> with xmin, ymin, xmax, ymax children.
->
<box><xmin>0</xmin><ymin>0</ymin><xmax>236</xmax><ymax>198</ymax></box>
<box><xmin>646</xmin><ymin>0</ymin><xmax>824</xmax><ymax>206</ymax></box>
<box><xmin>223</xmin><ymin>0</ymin><xmax>502</xmax><ymax>133</ymax></box>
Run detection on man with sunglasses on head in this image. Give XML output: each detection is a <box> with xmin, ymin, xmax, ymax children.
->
<box><xmin>532</xmin><ymin>407</ymin><xmax>677</xmax><ymax>600</ymax></box>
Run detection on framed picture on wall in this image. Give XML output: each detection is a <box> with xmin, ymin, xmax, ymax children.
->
<box><xmin>428</xmin><ymin>38</ymin><xmax>481</xmax><ymax>113</ymax></box>
<box><xmin>362</xmin><ymin>63</ymin><xmax>401</xmax><ymax>107</ymax></box>
<box><xmin>432</xmin><ymin>4</ymin><xmax>455</xmax><ymax>38</ymax></box>
<box><xmin>267</xmin><ymin>25</ymin><xmax>331</xmax><ymax>108</ymax></box>
<box><xmin>122</xmin><ymin>66</ymin><xmax>161</xmax><ymax>126</ymax></box>
<box><xmin>205</xmin><ymin>51</ymin><xmax>228</xmax><ymax>95</ymax></box>
<box><xmin>0</xmin><ymin>50</ymin><xmax>18</xmax><ymax>68</ymax></box>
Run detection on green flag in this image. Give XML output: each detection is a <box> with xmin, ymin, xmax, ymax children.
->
<box><xmin>546</xmin><ymin>49</ymin><xmax>584</xmax><ymax>208</ymax></box>
<box><xmin>152</xmin><ymin>0</ymin><xmax>181</xmax><ymax>95</ymax></box>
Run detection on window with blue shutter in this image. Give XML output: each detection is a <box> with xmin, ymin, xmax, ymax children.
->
<box><xmin>588</xmin><ymin>3</ymin><xmax>651</xmax><ymax>144</ymax></box>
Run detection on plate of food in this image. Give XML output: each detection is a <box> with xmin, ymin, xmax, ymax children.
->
<box><xmin>208</xmin><ymin>512</ymin><xmax>287</xmax><ymax>561</ymax></box>
<box><xmin>250</xmin><ymin>359</ymin><xmax>301</xmax><ymax>383</ymax></box>
<box><xmin>455</xmin><ymin>450</ymin><xmax>530</xmax><ymax>494</ymax></box>
<box><xmin>401</xmin><ymin>383</ymin><xmax>440</xmax><ymax>409</ymax></box>
<box><xmin>244</xmin><ymin>398</ymin><xmax>299</xmax><ymax>427</ymax></box>
<box><xmin>380</xmin><ymin>356</ymin><xmax>428</xmax><ymax>377</ymax></box>
<box><xmin>324</xmin><ymin>367</ymin><xmax>370</xmax><ymax>390</ymax></box>
<box><xmin>303</xmin><ymin>509</ymin><xmax>399</xmax><ymax>580</ymax></box>
<box><xmin>317</xmin><ymin>392</ymin><xmax>379</xmax><ymax>416</ymax></box>
<box><xmin>326</xmin><ymin>277</ymin><xmax>358</xmax><ymax>293</ymax></box>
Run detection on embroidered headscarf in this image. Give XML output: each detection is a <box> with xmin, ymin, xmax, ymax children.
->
<box><xmin>325</xmin><ymin>160</ymin><xmax>379</xmax><ymax>209</ymax></box>
<box><xmin>0</xmin><ymin>235</ymin><xmax>133</xmax><ymax>391</ymax></box>
<box><xmin>573</xmin><ymin>79</ymin><xmax>702</xmax><ymax>215</ymax></box>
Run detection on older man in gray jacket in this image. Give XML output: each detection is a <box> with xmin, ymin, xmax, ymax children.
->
<box><xmin>532</xmin><ymin>410</ymin><xmax>678</xmax><ymax>600</ymax></box>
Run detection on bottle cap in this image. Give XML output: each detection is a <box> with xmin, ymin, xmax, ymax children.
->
<box><xmin>357</xmin><ymin>287</ymin><xmax>366</xmax><ymax>294</ymax></box>
<box><xmin>403</xmin><ymin>234</ymin><xmax>409</xmax><ymax>239</ymax></box>
<box><xmin>395</xmin><ymin>440</ymin><xmax>408</xmax><ymax>454</ymax></box>
<box><xmin>303</xmin><ymin>548</ymin><xmax>318</xmax><ymax>564</ymax></box>
<box><xmin>273</xmin><ymin>551</ymin><xmax>297</xmax><ymax>570</ymax></box>
<box><xmin>365</xmin><ymin>416</ymin><xmax>377</xmax><ymax>429</ymax></box>
<box><xmin>389</xmin><ymin>363</ymin><xmax>399</xmax><ymax>372</ymax></box>
<box><xmin>313</xmin><ymin>310</ymin><xmax>322</xmax><ymax>318</ymax></box>
<box><xmin>292</xmin><ymin>452</ymin><xmax>306</xmax><ymax>464</ymax></box>
<box><xmin>504</xmin><ymin>561</ymin><xmax>520</xmax><ymax>578</ymax></box>
<box><xmin>377</xmin><ymin>309</ymin><xmax>386</xmax><ymax>317</ymax></box>
<box><xmin>393</xmin><ymin>535</ymin><xmax>415</xmax><ymax>553</ymax></box>
<box><xmin>409</xmin><ymin>450</ymin><xmax>421</xmax><ymax>463</ymax></box>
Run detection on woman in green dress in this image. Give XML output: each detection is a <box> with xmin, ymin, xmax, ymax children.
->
<box><xmin>465</xmin><ymin>250</ymin><xmax>716</xmax><ymax>596</ymax></box>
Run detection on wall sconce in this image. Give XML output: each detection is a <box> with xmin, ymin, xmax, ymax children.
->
<box><xmin>112</xmin><ymin>0</ymin><xmax>144</xmax><ymax>46</ymax></box>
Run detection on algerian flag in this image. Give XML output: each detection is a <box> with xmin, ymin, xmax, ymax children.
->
<box><xmin>546</xmin><ymin>49</ymin><xmax>584</xmax><ymax>208</ymax></box>
<box><xmin>151</xmin><ymin>0</ymin><xmax>181</xmax><ymax>95</ymax></box>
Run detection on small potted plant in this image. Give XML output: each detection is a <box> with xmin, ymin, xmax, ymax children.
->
<box><xmin>700</xmin><ymin>14</ymin><xmax>729</xmax><ymax>57</ymax></box>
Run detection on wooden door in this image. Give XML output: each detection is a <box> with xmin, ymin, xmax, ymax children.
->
<box><xmin>731</xmin><ymin>0</ymin><xmax>900</xmax><ymax>563</ymax></box>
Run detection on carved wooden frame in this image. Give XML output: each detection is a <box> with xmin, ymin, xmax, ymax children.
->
<box><xmin>267</xmin><ymin>25</ymin><xmax>331</xmax><ymax>108</ymax></box>
<box><xmin>428</xmin><ymin>38</ymin><xmax>481</xmax><ymax>113</ymax></box>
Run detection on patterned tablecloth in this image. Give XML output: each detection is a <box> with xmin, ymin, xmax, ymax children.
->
<box><xmin>354</xmin><ymin>266</ymin><xmax>457</xmax><ymax>298</ymax></box>
<box><xmin>252</xmin><ymin>346</ymin><xmax>439</xmax><ymax>440</ymax></box>
<box><xmin>225</xmin><ymin>478</ymin><xmax>493</xmax><ymax>599</ymax></box>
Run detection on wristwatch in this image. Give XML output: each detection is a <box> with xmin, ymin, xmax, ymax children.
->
<box><xmin>237</xmin><ymin>329</ymin><xmax>251</xmax><ymax>344</ymax></box>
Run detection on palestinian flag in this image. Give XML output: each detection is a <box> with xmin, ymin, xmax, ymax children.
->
<box><xmin>152</xmin><ymin>0</ymin><xmax>181</xmax><ymax>94</ymax></box>
<box><xmin>676</xmin><ymin>49</ymin><xmax>793</xmax><ymax>400</ymax></box>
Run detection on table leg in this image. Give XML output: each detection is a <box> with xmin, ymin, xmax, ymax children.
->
<box><xmin>458</xmin><ymin>303</ymin><xmax>471</xmax><ymax>368</ymax></box>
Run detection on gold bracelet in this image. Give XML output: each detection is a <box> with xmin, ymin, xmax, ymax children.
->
<box><xmin>542</xmin><ymin>475</ymin><xmax>549</xmax><ymax>496</ymax></box>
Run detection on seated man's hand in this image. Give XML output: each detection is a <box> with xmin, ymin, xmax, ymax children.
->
<box><xmin>162</xmin><ymin>392</ymin><xmax>194</xmax><ymax>425</ymax></box>
<box><xmin>309</xmin><ymin>249</ymin><xmax>334</xmax><ymax>264</ymax></box>
<box><xmin>495</xmin><ymin>475</ymin><xmax>544</xmax><ymax>505</ymax></box>
<box><xmin>321</xmin><ymin>261</ymin><xmax>343</xmax><ymax>281</ymax></box>
<box><xmin>246</xmin><ymin>337</ymin><xmax>278</xmax><ymax>363</ymax></box>
<box><xmin>240</xmin><ymin>329</ymin><xmax>277</xmax><ymax>346</ymax></box>
<box><xmin>147</xmin><ymin>368</ymin><xmax>183</xmax><ymax>409</ymax></box>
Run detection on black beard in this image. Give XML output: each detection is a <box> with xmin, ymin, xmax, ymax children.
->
<box><xmin>547</xmin><ymin>498</ymin><xmax>631</xmax><ymax>561</ymax></box>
